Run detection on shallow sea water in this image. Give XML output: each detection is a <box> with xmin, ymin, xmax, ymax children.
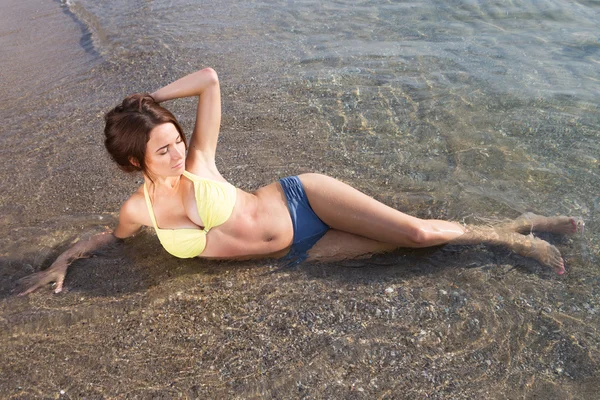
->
<box><xmin>1</xmin><ymin>0</ymin><xmax>599</xmax><ymax>398</ymax></box>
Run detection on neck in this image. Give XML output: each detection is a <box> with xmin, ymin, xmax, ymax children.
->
<box><xmin>144</xmin><ymin>173</ymin><xmax>181</xmax><ymax>191</ymax></box>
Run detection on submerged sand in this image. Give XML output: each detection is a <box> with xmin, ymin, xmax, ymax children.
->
<box><xmin>1</xmin><ymin>0</ymin><xmax>599</xmax><ymax>398</ymax></box>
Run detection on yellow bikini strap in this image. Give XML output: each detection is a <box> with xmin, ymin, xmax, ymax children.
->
<box><xmin>142</xmin><ymin>183</ymin><xmax>159</xmax><ymax>229</ymax></box>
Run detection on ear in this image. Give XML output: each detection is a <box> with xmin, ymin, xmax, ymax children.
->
<box><xmin>128</xmin><ymin>157</ymin><xmax>140</xmax><ymax>168</ymax></box>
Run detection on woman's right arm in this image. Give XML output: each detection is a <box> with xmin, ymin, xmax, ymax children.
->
<box><xmin>18</xmin><ymin>197</ymin><xmax>143</xmax><ymax>295</ymax></box>
<box><xmin>18</xmin><ymin>231</ymin><xmax>120</xmax><ymax>295</ymax></box>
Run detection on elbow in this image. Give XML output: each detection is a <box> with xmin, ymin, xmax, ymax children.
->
<box><xmin>201</xmin><ymin>67</ymin><xmax>219</xmax><ymax>85</ymax></box>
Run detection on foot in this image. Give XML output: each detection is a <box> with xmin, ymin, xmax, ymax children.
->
<box><xmin>520</xmin><ymin>236</ymin><xmax>566</xmax><ymax>275</ymax></box>
<box><xmin>449</xmin><ymin>225</ymin><xmax>567</xmax><ymax>275</ymax></box>
<box><xmin>507</xmin><ymin>212</ymin><xmax>584</xmax><ymax>235</ymax></box>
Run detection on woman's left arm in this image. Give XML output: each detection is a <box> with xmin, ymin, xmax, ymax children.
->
<box><xmin>151</xmin><ymin>68</ymin><xmax>221</xmax><ymax>171</ymax></box>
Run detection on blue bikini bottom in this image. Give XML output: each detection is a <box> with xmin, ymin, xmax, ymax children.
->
<box><xmin>279</xmin><ymin>176</ymin><xmax>329</xmax><ymax>265</ymax></box>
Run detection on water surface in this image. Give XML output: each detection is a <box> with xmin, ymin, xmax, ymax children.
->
<box><xmin>1</xmin><ymin>0</ymin><xmax>599</xmax><ymax>397</ymax></box>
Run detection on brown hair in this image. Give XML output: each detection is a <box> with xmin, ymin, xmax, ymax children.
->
<box><xmin>104</xmin><ymin>93</ymin><xmax>187</xmax><ymax>176</ymax></box>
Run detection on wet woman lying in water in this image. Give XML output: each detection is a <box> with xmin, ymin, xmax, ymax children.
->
<box><xmin>19</xmin><ymin>68</ymin><xmax>584</xmax><ymax>295</ymax></box>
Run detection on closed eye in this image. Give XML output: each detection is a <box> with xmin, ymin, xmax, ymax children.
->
<box><xmin>156</xmin><ymin>135</ymin><xmax>183</xmax><ymax>155</ymax></box>
<box><xmin>157</xmin><ymin>145</ymin><xmax>169</xmax><ymax>155</ymax></box>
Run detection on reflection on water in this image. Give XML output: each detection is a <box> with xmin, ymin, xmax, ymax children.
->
<box><xmin>1</xmin><ymin>0</ymin><xmax>599</xmax><ymax>397</ymax></box>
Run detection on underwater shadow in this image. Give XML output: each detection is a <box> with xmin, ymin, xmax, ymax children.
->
<box><xmin>3</xmin><ymin>229</ymin><xmax>577</xmax><ymax>304</ymax></box>
<box><xmin>3</xmin><ymin>230</ymin><xmax>573</xmax><ymax>302</ymax></box>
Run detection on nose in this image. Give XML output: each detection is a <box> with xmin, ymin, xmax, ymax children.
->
<box><xmin>172</xmin><ymin>144</ymin><xmax>184</xmax><ymax>161</ymax></box>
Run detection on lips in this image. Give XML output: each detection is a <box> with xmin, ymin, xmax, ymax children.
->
<box><xmin>172</xmin><ymin>161</ymin><xmax>184</xmax><ymax>169</ymax></box>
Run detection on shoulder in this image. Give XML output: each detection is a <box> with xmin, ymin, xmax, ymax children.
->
<box><xmin>119</xmin><ymin>188</ymin><xmax>148</xmax><ymax>224</ymax></box>
<box><xmin>113</xmin><ymin>187</ymin><xmax>148</xmax><ymax>239</ymax></box>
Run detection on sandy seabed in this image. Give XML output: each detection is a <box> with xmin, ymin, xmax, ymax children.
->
<box><xmin>1</xmin><ymin>1</ymin><xmax>599</xmax><ymax>398</ymax></box>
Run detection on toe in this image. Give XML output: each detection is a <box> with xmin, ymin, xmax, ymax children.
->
<box><xmin>569</xmin><ymin>218</ymin><xmax>578</xmax><ymax>233</ymax></box>
<box><xmin>554</xmin><ymin>256</ymin><xmax>565</xmax><ymax>275</ymax></box>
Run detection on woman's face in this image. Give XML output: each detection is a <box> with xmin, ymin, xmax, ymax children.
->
<box><xmin>145</xmin><ymin>123</ymin><xmax>186</xmax><ymax>178</ymax></box>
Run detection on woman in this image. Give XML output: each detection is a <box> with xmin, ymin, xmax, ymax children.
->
<box><xmin>19</xmin><ymin>68</ymin><xmax>583</xmax><ymax>295</ymax></box>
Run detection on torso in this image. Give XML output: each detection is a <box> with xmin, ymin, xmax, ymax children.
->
<box><xmin>135</xmin><ymin>175</ymin><xmax>294</xmax><ymax>259</ymax></box>
<box><xmin>204</xmin><ymin>183</ymin><xmax>294</xmax><ymax>258</ymax></box>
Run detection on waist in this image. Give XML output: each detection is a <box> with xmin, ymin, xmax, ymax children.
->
<box><xmin>200</xmin><ymin>183</ymin><xmax>294</xmax><ymax>257</ymax></box>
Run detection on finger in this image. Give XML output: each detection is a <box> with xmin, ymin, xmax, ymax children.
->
<box><xmin>18</xmin><ymin>282</ymin><xmax>43</xmax><ymax>296</ymax></box>
<box><xmin>17</xmin><ymin>273</ymin><xmax>51</xmax><ymax>296</ymax></box>
<box><xmin>16</xmin><ymin>273</ymin><xmax>40</xmax><ymax>285</ymax></box>
<box><xmin>54</xmin><ymin>274</ymin><xmax>65</xmax><ymax>294</ymax></box>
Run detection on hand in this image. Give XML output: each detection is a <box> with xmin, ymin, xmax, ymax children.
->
<box><xmin>15</xmin><ymin>230</ymin><xmax>117</xmax><ymax>296</ymax></box>
<box><xmin>17</xmin><ymin>262</ymin><xmax>69</xmax><ymax>296</ymax></box>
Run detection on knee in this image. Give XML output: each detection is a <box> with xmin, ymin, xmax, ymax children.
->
<box><xmin>407</xmin><ymin>225</ymin><xmax>435</xmax><ymax>247</ymax></box>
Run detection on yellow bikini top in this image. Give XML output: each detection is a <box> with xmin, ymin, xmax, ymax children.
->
<box><xmin>143</xmin><ymin>170</ymin><xmax>237</xmax><ymax>258</ymax></box>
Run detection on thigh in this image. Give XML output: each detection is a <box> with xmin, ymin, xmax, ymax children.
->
<box><xmin>299</xmin><ymin>173</ymin><xmax>423</xmax><ymax>245</ymax></box>
<box><xmin>299</xmin><ymin>173</ymin><xmax>465</xmax><ymax>247</ymax></box>
<box><xmin>306</xmin><ymin>229</ymin><xmax>397</xmax><ymax>263</ymax></box>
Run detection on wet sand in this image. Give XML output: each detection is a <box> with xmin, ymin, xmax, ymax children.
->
<box><xmin>1</xmin><ymin>0</ymin><xmax>599</xmax><ymax>398</ymax></box>
<box><xmin>3</xmin><ymin>246</ymin><xmax>600</xmax><ymax>398</ymax></box>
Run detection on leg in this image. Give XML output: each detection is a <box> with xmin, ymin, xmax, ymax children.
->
<box><xmin>305</xmin><ymin>228</ymin><xmax>565</xmax><ymax>274</ymax></box>
<box><xmin>450</xmin><ymin>226</ymin><xmax>565</xmax><ymax>274</ymax></box>
<box><xmin>305</xmin><ymin>229</ymin><xmax>397</xmax><ymax>263</ymax></box>
<box><xmin>497</xmin><ymin>212</ymin><xmax>584</xmax><ymax>235</ymax></box>
<box><xmin>299</xmin><ymin>174</ymin><xmax>565</xmax><ymax>274</ymax></box>
<box><xmin>299</xmin><ymin>173</ymin><xmax>466</xmax><ymax>248</ymax></box>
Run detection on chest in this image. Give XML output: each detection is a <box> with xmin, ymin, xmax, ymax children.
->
<box><xmin>151</xmin><ymin>180</ymin><xmax>204</xmax><ymax>229</ymax></box>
